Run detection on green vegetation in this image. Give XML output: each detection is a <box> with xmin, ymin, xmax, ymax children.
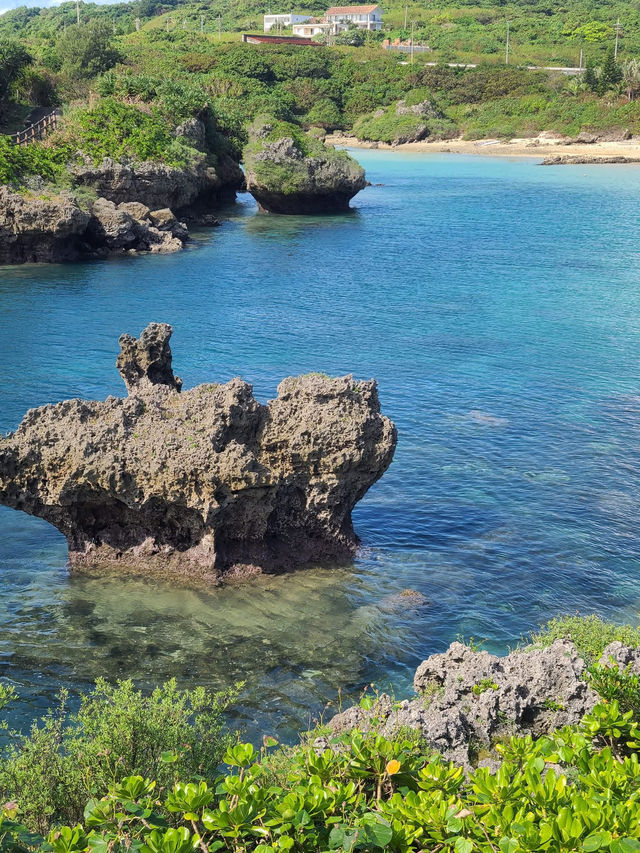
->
<box><xmin>0</xmin><ymin>679</ymin><xmax>238</xmax><ymax>834</ymax></box>
<box><xmin>2</xmin><ymin>1</ymin><xmax>640</xmax><ymax>189</ymax></box>
<box><xmin>529</xmin><ymin>614</ymin><xmax>640</xmax><ymax>666</ymax></box>
<box><xmin>243</xmin><ymin>116</ymin><xmax>362</xmax><ymax>196</ymax></box>
<box><xmin>471</xmin><ymin>678</ymin><xmax>498</xmax><ymax>696</ymax></box>
<box><xmin>2</xmin><ymin>703</ymin><xmax>640</xmax><ymax>851</ymax></box>
<box><xmin>0</xmin><ymin>617</ymin><xmax>638</xmax><ymax>848</ymax></box>
<box><xmin>0</xmin><ymin>134</ymin><xmax>71</xmax><ymax>184</ymax></box>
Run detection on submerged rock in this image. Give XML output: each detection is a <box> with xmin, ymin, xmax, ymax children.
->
<box><xmin>0</xmin><ymin>324</ymin><xmax>396</xmax><ymax>581</ymax></box>
<box><xmin>243</xmin><ymin>118</ymin><xmax>366</xmax><ymax>214</ymax></box>
<box><xmin>327</xmin><ymin>639</ymin><xmax>640</xmax><ymax>766</ymax></box>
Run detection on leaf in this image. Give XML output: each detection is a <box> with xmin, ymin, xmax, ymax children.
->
<box><xmin>161</xmin><ymin>751</ymin><xmax>179</xmax><ymax>764</ymax></box>
<box><xmin>582</xmin><ymin>833</ymin><xmax>606</xmax><ymax>852</ymax></box>
<box><xmin>360</xmin><ymin>813</ymin><xmax>393</xmax><ymax>847</ymax></box>
<box><xmin>610</xmin><ymin>840</ymin><xmax>640</xmax><ymax>853</ymax></box>
<box><xmin>499</xmin><ymin>840</ymin><xmax>519</xmax><ymax>853</ymax></box>
<box><xmin>454</xmin><ymin>838</ymin><xmax>474</xmax><ymax>853</ymax></box>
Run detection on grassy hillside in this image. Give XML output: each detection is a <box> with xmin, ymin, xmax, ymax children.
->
<box><xmin>1</xmin><ymin>0</ymin><xmax>638</xmax><ymax>66</ymax></box>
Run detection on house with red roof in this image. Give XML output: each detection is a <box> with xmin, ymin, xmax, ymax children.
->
<box><xmin>324</xmin><ymin>5</ymin><xmax>383</xmax><ymax>31</ymax></box>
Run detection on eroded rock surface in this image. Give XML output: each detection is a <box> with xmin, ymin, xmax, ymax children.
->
<box><xmin>72</xmin><ymin>149</ymin><xmax>244</xmax><ymax>214</ymax></box>
<box><xmin>0</xmin><ymin>324</ymin><xmax>396</xmax><ymax>581</ymax></box>
<box><xmin>244</xmin><ymin>119</ymin><xmax>366</xmax><ymax>214</ymax></box>
<box><xmin>0</xmin><ymin>189</ymin><xmax>188</xmax><ymax>264</ymax></box>
<box><xmin>0</xmin><ymin>187</ymin><xmax>91</xmax><ymax>263</ymax></box>
<box><xmin>326</xmin><ymin>640</ymin><xmax>640</xmax><ymax>766</ymax></box>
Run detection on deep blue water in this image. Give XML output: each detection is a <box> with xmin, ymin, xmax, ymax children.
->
<box><xmin>1</xmin><ymin>150</ymin><xmax>640</xmax><ymax>740</ymax></box>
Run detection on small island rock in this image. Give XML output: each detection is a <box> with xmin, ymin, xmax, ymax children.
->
<box><xmin>243</xmin><ymin>118</ymin><xmax>367</xmax><ymax>214</ymax></box>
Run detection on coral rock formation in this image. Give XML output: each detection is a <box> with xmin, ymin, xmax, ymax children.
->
<box><xmin>244</xmin><ymin>119</ymin><xmax>366</xmax><ymax>214</ymax></box>
<box><xmin>326</xmin><ymin>639</ymin><xmax>640</xmax><ymax>766</ymax></box>
<box><xmin>0</xmin><ymin>324</ymin><xmax>396</xmax><ymax>581</ymax></box>
<box><xmin>0</xmin><ymin>189</ymin><xmax>188</xmax><ymax>264</ymax></box>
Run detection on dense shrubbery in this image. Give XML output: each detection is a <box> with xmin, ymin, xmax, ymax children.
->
<box><xmin>0</xmin><ymin>134</ymin><xmax>70</xmax><ymax>185</ymax></box>
<box><xmin>1</xmin><ymin>701</ymin><xmax>640</xmax><ymax>851</ymax></box>
<box><xmin>57</xmin><ymin>99</ymin><xmax>200</xmax><ymax>166</ymax></box>
<box><xmin>0</xmin><ymin>679</ymin><xmax>238</xmax><ymax>834</ymax></box>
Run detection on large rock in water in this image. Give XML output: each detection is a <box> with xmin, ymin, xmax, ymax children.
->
<box><xmin>243</xmin><ymin>119</ymin><xmax>367</xmax><ymax>214</ymax></box>
<box><xmin>0</xmin><ymin>324</ymin><xmax>396</xmax><ymax>581</ymax></box>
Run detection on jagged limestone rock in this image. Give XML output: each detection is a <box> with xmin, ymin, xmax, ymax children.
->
<box><xmin>0</xmin><ymin>187</ymin><xmax>91</xmax><ymax>263</ymax></box>
<box><xmin>0</xmin><ymin>189</ymin><xmax>188</xmax><ymax>264</ymax></box>
<box><xmin>0</xmin><ymin>324</ymin><xmax>396</xmax><ymax>581</ymax></box>
<box><xmin>243</xmin><ymin>118</ymin><xmax>366</xmax><ymax>214</ymax></box>
<box><xmin>326</xmin><ymin>639</ymin><xmax>640</xmax><ymax>766</ymax></box>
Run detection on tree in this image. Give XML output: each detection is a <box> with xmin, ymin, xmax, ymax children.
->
<box><xmin>56</xmin><ymin>21</ymin><xmax>121</xmax><ymax>79</ymax></box>
<box><xmin>0</xmin><ymin>38</ymin><xmax>32</xmax><ymax>102</ymax></box>
<box><xmin>583</xmin><ymin>60</ymin><xmax>598</xmax><ymax>92</ymax></box>
<box><xmin>622</xmin><ymin>58</ymin><xmax>640</xmax><ymax>100</ymax></box>
<box><xmin>599</xmin><ymin>46</ymin><xmax>623</xmax><ymax>92</ymax></box>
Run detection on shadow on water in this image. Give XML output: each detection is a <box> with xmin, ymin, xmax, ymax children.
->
<box><xmin>0</xmin><ymin>509</ymin><xmax>416</xmax><ymax>741</ymax></box>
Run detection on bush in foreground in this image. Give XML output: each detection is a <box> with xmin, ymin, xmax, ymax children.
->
<box><xmin>0</xmin><ymin>679</ymin><xmax>239</xmax><ymax>834</ymax></box>
<box><xmin>2</xmin><ymin>702</ymin><xmax>638</xmax><ymax>852</ymax></box>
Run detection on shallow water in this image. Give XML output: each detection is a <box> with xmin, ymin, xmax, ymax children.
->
<box><xmin>2</xmin><ymin>151</ymin><xmax>640</xmax><ymax>740</ymax></box>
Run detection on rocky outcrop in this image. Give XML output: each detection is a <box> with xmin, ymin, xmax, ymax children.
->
<box><xmin>0</xmin><ymin>186</ymin><xmax>91</xmax><ymax>264</ymax></box>
<box><xmin>542</xmin><ymin>155</ymin><xmax>640</xmax><ymax>165</ymax></box>
<box><xmin>326</xmin><ymin>640</ymin><xmax>640</xmax><ymax>766</ymax></box>
<box><xmin>0</xmin><ymin>324</ymin><xmax>396</xmax><ymax>581</ymax></box>
<box><xmin>244</xmin><ymin>119</ymin><xmax>366</xmax><ymax>214</ymax></box>
<box><xmin>87</xmin><ymin>199</ymin><xmax>187</xmax><ymax>255</ymax></box>
<box><xmin>0</xmin><ymin>188</ymin><xmax>188</xmax><ymax>264</ymax></box>
<box><xmin>72</xmin><ymin>149</ymin><xmax>244</xmax><ymax>215</ymax></box>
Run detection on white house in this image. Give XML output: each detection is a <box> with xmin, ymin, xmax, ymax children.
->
<box><xmin>263</xmin><ymin>13</ymin><xmax>312</xmax><ymax>32</ymax></box>
<box><xmin>324</xmin><ymin>5</ymin><xmax>383</xmax><ymax>31</ymax></box>
<box><xmin>292</xmin><ymin>19</ymin><xmax>332</xmax><ymax>38</ymax></box>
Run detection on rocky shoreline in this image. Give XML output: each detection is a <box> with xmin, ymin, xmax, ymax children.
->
<box><xmin>325</xmin><ymin>637</ymin><xmax>640</xmax><ymax>768</ymax></box>
<box><xmin>0</xmin><ymin>188</ymin><xmax>192</xmax><ymax>263</ymax></box>
<box><xmin>0</xmin><ymin>119</ymin><xmax>245</xmax><ymax>265</ymax></box>
<box><xmin>0</xmin><ymin>323</ymin><xmax>396</xmax><ymax>580</ymax></box>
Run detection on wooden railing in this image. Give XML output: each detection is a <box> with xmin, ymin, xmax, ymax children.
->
<box><xmin>11</xmin><ymin>111</ymin><xmax>60</xmax><ymax>146</ymax></box>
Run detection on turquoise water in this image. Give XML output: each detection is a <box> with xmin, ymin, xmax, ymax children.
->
<box><xmin>2</xmin><ymin>151</ymin><xmax>640</xmax><ymax>740</ymax></box>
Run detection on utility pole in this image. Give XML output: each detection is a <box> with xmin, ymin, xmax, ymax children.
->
<box><xmin>410</xmin><ymin>19</ymin><xmax>415</xmax><ymax>64</ymax></box>
<box><xmin>615</xmin><ymin>18</ymin><xmax>622</xmax><ymax>59</ymax></box>
<box><xmin>75</xmin><ymin>0</ymin><xmax>80</xmax><ymax>25</ymax></box>
<box><xmin>404</xmin><ymin>6</ymin><xmax>407</xmax><ymax>29</ymax></box>
<box><xmin>505</xmin><ymin>19</ymin><xmax>510</xmax><ymax>65</ymax></box>
<box><xmin>135</xmin><ymin>17</ymin><xmax>140</xmax><ymax>31</ymax></box>
<box><xmin>579</xmin><ymin>47</ymin><xmax>583</xmax><ymax>69</ymax></box>
<box><xmin>166</xmin><ymin>16</ymin><xmax>170</xmax><ymax>32</ymax></box>
<box><xmin>201</xmin><ymin>15</ymin><xmax>204</xmax><ymax>33</ymax></box>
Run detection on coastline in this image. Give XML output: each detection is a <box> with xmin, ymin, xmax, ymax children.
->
<box><xmin>326</xmin><ymin>133</ymin><xmax>640</xmax><ymax>162</ymax></box>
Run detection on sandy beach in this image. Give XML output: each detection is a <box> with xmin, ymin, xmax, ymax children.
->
<box><xmin>325</xmin><ymin>133</ymin><xmax>640</xmax><ymax>162</ymax></box>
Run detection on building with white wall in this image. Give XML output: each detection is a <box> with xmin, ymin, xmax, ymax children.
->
<box><xmin>263</xmin><ymin>13</ymin><xmax>312</xmax><ymax>32</ymax></box>
<box><xmin>325</xmin><ymin>5</ymin><xmax>383</xmax><ymax>31</ymax></box>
